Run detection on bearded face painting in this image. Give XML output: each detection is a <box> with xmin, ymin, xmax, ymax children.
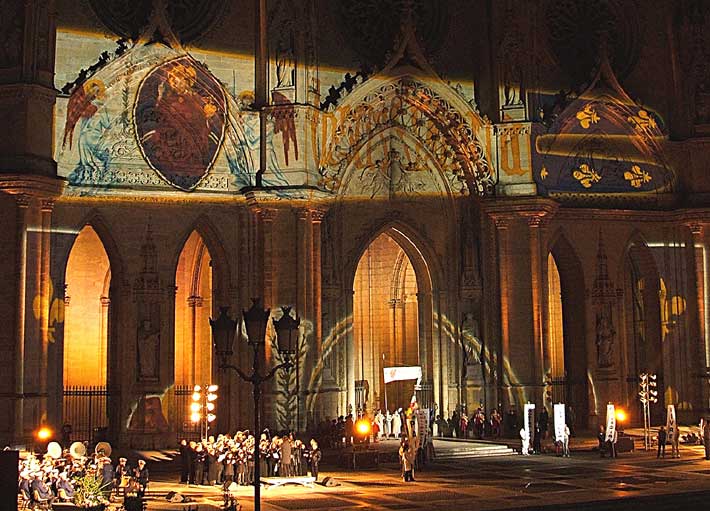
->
<box><xmin>134</xmin><ymin>56</ymin><xmax>227</xmax><ymax>191</ymax></box>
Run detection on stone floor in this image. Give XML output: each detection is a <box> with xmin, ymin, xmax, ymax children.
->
<box><xmin>134</xmin><ymin>439</ymin><xmax>710</xmax><ymax>511</ymax></box>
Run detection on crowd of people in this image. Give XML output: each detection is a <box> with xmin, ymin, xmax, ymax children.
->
<box><xmin>433</xmin><ymin>406</ymin><xmax>504</xmax><ymax>439</ymax></box>
<box><xmin>178</xmin><ymin>431</ymin><xmax>322</xmax><ymax>487</ymax></box>
<box><xmin>17</xmin><ymin>447</ymin><xmax>148</xmax><ymax>508</ymax></box>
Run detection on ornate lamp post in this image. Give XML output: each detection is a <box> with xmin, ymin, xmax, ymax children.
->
<box><xmin>210</xmin><ymin>300</ymin><xmax>298</xmax><ymax>511</ymax></box>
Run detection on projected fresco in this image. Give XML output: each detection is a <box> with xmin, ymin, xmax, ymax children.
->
<box><xmin>134</xmin><ymin>56</ymin><xmax>227</xmax><ymax>191</ymax></box>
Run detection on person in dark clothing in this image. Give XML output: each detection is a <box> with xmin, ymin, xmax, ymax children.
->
<box><xmin>657</xmin><ymin>426</ymin><xmax>667</xmax><ymax>458</ymax></box>
<box><xmin>194</xmin><ymin>444</ymin><xmax>207</xmax><ymax>485</ymax></box>
<box><xmin>179</xmin><ymin>440</ymin><xmax>190</xmax><ymax>483</ymax></box>
<box><xmin>532</xmin><ymin>424</ymin><xmax>542</xmax><ymax>454</ymax></box>
<box><xmin>207</xmin><ymin>446</ymin><xmax>218</xmax><ymax>485</ymax></box>
<box><xmin>188</xmin><ymin>441</ymin><xmax>197</xmax><ymax>484</ymax></box>
<box><xmin>308</xmin><ymin>439</ymin><xmax>322</xmax><ymax>481</ymax></box>
<box><xmin>134</xmin><ymin>459</ymin><xmax>149</xmax><ymax>498</ymax></box>
<box><xmin>598</xmin><ymin>425</ymin><xmax>606</xmax><ymax>457</ymax></box>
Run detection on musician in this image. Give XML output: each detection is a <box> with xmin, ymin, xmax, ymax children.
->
<box><xmin>188</xmin><ymin>441</ymin><xmax>198</xmax><ymax>484</ymax></box>
<box><xmin>308</xmin><ymin>439</ymin><xmax>322</xmax><ymax>481</ymax></box>
<box><xmin>18</xmin><ymin>470</ymin><xmax>32</xmax><ymax>502</ymax></box>
<box><xmin>194</xmin><ymin>443</ymin><xmax>206</xmax><ymax>485</ymax></box>
<box><xmin>134</xmin><ymin>459</ymin><xmax>149</xmax><ymax>497</ymax></box>
<box><xmin>31</xmin><ymin>471</ymin><xmax>55</xmax><ymax>506</ymax></box>
<box><xmin>245</xmin><ymin>436</ymin><xmax>255</xmax><ymax>485</ymax></box>
<box><xmin>259</xmin><ymin>434</ymin><xmax>270</xmax><ymax>477</ymax></box>
<box><xmin>179</xmin><ymin>439</ymin><xmax>190</xmax><ymax>483</ymax></box>
<box><xmin>114</xmin><ymin>457</ymin><xmax>130</xmax><ymax>493</ymax></box>
<box><xmin>207</xmin><ymin>445</ymin><xmax>218</xmax><ymax>486</ymax></box>
<box><xmin>56</xmin><ymin>471</ymin><xmax>76</xmax><ymax>502</ymax></box>
<box><xmin>99</xmin><ymin>453</ymin><xmax>114</xmax><ymax>496</ymax></box>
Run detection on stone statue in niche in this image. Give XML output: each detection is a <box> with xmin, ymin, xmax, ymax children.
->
<box><xmin>275</xmin><ymin>31</ymin><xmax>296</xmax><ymax>88</ymax></box>
<box><xmin>461</xmin><ymin>313</ymin><xmax>482</xmax><ymax>381</ymax></box>
<box><xmin>137</xmin><ymin>315</ymin><xmax>160</xmax><ymax>381</ymax></box>
<box><xmin>595</xmin><ymin>306</ymin><xmax>615</xmax><ymax>369</ymax></box>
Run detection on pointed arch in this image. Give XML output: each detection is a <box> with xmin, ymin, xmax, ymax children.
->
<box><xmin>172</xmin><ymin>215</ymin><xmax>232</xmax><ymax>305</ymax></box>
<box><xmin>546</xmin><ymin>229</ymin><xmax>589</xmax><ymax>427</ymax></box>
<box><xmin>345</xmin><ymin>217</ymin><xmax>441</xmax><ymax>296</ymax></box>
<box><xmin>621</xmin><ymin>232</ymin><xmax>663</xmax><ymax>424</ymax></box>
<box><xmin>319</xmin><ymin>74</ymin><xmax>494</xmax><ymax>197</ymax></box>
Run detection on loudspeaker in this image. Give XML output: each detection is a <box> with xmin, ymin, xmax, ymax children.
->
<box><xmin>321</xmin><ymin>476</ymin><xmax>340</xmax><ymax>487</ymax></box>
<box><xmin>0</xmin><ymin>451</ymin><xmax>18</xmax><ymax>511</ymax></box>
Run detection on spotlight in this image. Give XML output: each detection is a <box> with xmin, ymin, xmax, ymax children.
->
<box><xmin>615</xmin><ymin>409</ymin><xmax>627</xmax><ymax>423</ymax></box>
<box><xmin>36</xmin><ymin>427</ymin><xmax>53</xmax><ymax>441</ymax></box>
<box><xmin>355</xmin><ymin>419</ymin><xmax>371</xmax><ymax>436</ymax></box>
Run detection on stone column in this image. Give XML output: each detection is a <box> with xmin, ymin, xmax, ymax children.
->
<box><xmin>310</xmin><ymin>209</ymin><xmax>325</xmax><ymax>354</ymax></box>
<box><xmin>686</xmin><ymin>223</ymin><xmax>708</xmax><ymax>414</ymax></box>
<box><xmin>0</xmin><ymin>0</ymin><xmax>57</xmax><ymax>176</ymax></box>
<box><xmin>13</xmin><ymin>196</ymin><xmax>30</xmax><ymax>443</ymax></box>
<box><xmin>493</xmin><ymin>216</ymin><xmax>511</xmax><ymax>411</ymax></box>
<box><xmin>525</xmin><ymin>214</ymin><xmax>545</xmax><ymax>409</ymax></box>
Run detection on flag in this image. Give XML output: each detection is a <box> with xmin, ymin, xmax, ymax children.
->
<box><xmin>383</xmin><ymin>366</ymin><xmax>422</xmax><ymax>384</ymax></box>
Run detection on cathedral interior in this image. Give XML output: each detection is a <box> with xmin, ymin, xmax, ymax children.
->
<box><xmin>1</xmin><ymin>0</ymin><xmax>710</xmax><ymax>449</ymax></box>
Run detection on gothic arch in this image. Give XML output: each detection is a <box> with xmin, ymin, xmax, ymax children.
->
<box><xmin>345</xmin><ymin>218</ymin><xmax>440</xmax><ymax>295</ymax></box>
<box><xmin>172</xmin><ymin>215</ymin><xmax>232</xmax><ymax>305</ymax></box>
<box><xmin>621</xmin><ymin>232</ymin><xmax>664</xmax><ymax>424</ymax></box>
<box><xmin>319</xmin><ymin>74</ymin><xmax>495</xmax><ymax>197</ymax></box>
<box><xmin>547</xmin><ymin>229</ymin><xmax>589</xmax><ymax>426</ymax></box>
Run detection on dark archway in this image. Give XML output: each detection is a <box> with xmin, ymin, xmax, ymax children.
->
<box><xmin>548</xmin><ymin>233</ymin><xmax>589</xmax><ymax>429</ymax></box>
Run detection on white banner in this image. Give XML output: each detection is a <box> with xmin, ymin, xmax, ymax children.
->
<box><xmin>605</xmin><ymin>404</ymin><xmax>616</xmax><ymax>443</ymax></box>
<box><xmin>554</xmin><ymin>403</ymin><xmax>566</xmax><ymax>443</ymax></box>
<box><xmin>524</xmin><ymin>403</ymin><xmax>536</xmax><ymax>438</ymax></box>
<box><xmin>383</xmin><ymin>366</ymin><xmax>422</xmax><ymax>384</ymax></box>
<box><xmin>666</xmin><ymin>404</ymin><xmax>676</xmax><ymax>439</ymax></box>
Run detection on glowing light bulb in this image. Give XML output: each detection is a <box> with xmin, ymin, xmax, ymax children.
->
<box><xmin>190</xmin><ymin>413</ymin><xmax>201</xmax><ymax>423</ymax></box>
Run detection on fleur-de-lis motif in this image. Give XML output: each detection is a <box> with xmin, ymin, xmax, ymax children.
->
<box><xmin>576</xmin><ymin>103</ymin><xmax>600</xmax><ymax>129</ymax></box>
<box><xmin>627</xmin><ymin>109</ymin><xmax>657</xmax><ymax>131</ymax></box>
<box><xmin>623</xmin><ymin>164</ymin><xmax>652</xmax><ymax>188</ymax></box>
<box><xmin>572</xmin><ymin>163</ymin><xmax>601</xmax><ymax>188</ymax></box>
<box><xmin>540</xmin><ymin>167</ymin><xmax>548</xmax><ymax>180</ymax></box>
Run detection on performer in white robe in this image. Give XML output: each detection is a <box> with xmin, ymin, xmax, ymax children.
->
<box><xmin>520</xmin><ymin>427</ymin><xmax>530</xmax><ymax>455</ymax></box>
<box><xmin>385</xmin><ymin>411</ymin><xmax>393</xmax><ymax>438</ymax></box>
<box><xmin>375</xmin><ymin>411</ymin><xmax>385</xmax><ymax>440</ymax></box>
<box><xmin>393</xmin><ymin>409</ymin><xmax>403</xmax><ymax>438</ymax></box>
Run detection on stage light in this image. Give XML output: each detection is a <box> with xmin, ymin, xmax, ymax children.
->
<box><xmin>355</xmin><ymin>419</ymin><xmax>371</xmax><ymax>436</ymax></box>
<box><xmin>206</xmin><ymin>402</ymin><xmax>215</xmax><ymax>411</ymax></box>
<box><xmin>190</xmin><ymin>403</ymin><xmax>201</xmax><ymax>412</ymax></box>
<box><xmin>207</xmin><ymin>414</ymin><xmax>216</xmax><ymax>423</ymax></box>
<box><xmin>190</xmin><ymin>412</ymin><xmax>201</xmax><ymax>423</ymax></box>
<box><xmin>615</xmin><ymin>409</ymin><xmax>627</xmax><ymax>423</ymax></box>
<box><xmin>192</xmin><ymin>392</ymin><xmax>201</xmax><ymax>401</ymax></box>
<box><xmin>207</xmin><ymin>393</ymin><xmax>218</xmax><ymax>402</ymax></box>
<box><xmin>208</xmin><ymin>385</ymin><xmax>219</xmax><ymax>392</ymax></box>
<box><xmin>193</xmin><ymin>385</ymin><xmax>202</xmax><ymax>392</ymax></box>
<box><xmin>36</xmin><ymin>427</ymin><xmax>53</xmax><ymax>441</ymax></box>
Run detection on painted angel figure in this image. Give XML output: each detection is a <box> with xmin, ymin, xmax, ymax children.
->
<box><xmin>63</xmin><ymin>78</ymin><xmax>113</xmax><ymax>184</ymax></box>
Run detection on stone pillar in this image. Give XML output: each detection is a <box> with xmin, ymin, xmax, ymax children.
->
<box><xmin>13</xmin><ymin>196</ymin><xmax>30</xmax><ymax>443</ymax></box>
<box><xmin>687</xmin><ymin>223</ymin><xmax>709</xmax><ymax>415</ymax></box>
<box><xmin>310</xmin><ymin>209</ymin><xmax>325</xmax><ymax>354</ymax></box>
<box><xmin>0</xmin><ymin>0</ymin><xmax>57</xmax><ymax>176</ymax></box>
<box><xmin>525</xmin><ymin>213</ymin><xmax>546</xmax><ymax>409</ymax></box>
<box><xmin>493</xmin><ymin>216</ymin><xmax>511</xmax><ymax>411</ymax></box>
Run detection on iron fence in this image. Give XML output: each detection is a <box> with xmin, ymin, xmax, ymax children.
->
<box><xmin>62</xmin><ymin>385</ymin><xmax>109</xmax><ymax>445</ymax></box>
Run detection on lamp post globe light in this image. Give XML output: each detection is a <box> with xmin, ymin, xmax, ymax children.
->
<box><xmin>210</xmin><ymin>299</ymin><xmax>298</xmax><ymax>511</ymax></box>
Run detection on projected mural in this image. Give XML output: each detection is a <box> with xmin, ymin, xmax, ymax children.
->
<box><xmin>134</xmin><ymin>56</ymin><xmax>227</xmax><ymax>191</ymax></box>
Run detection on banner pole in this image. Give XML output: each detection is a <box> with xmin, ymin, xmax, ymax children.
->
<box><xmin>382</xmin><ymin>353</ymin><xmax>388</xmax><ymax>412</ymax></box>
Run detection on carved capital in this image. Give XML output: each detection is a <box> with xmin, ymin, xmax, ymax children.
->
<box><xmin>492</xmin><ymin>216</ymin><xmax>509</xmax><ymax>230</ymax></box>
<box><xmin>258</xmin><ymin>207</ymin><xmax>278</xmax><ymax>222</ymax></box>
<box><xmin>309</xmin><ymin>208</ymin><xmax>327</xmax><ymax>223</ymax></box>
<box><xmin>40</xmin><ymin>198</ymin><xmax>55</xmax><ymax>213</ymax></box>
<box><xmin>15</xmin><ymin>194</ymin><xmax>30</xmax><ymax>208</ymax></box>
<box><xmin>687</xmin><ymin>223</ymin><xmax>704</xmax><ymax>237</ymax></box>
